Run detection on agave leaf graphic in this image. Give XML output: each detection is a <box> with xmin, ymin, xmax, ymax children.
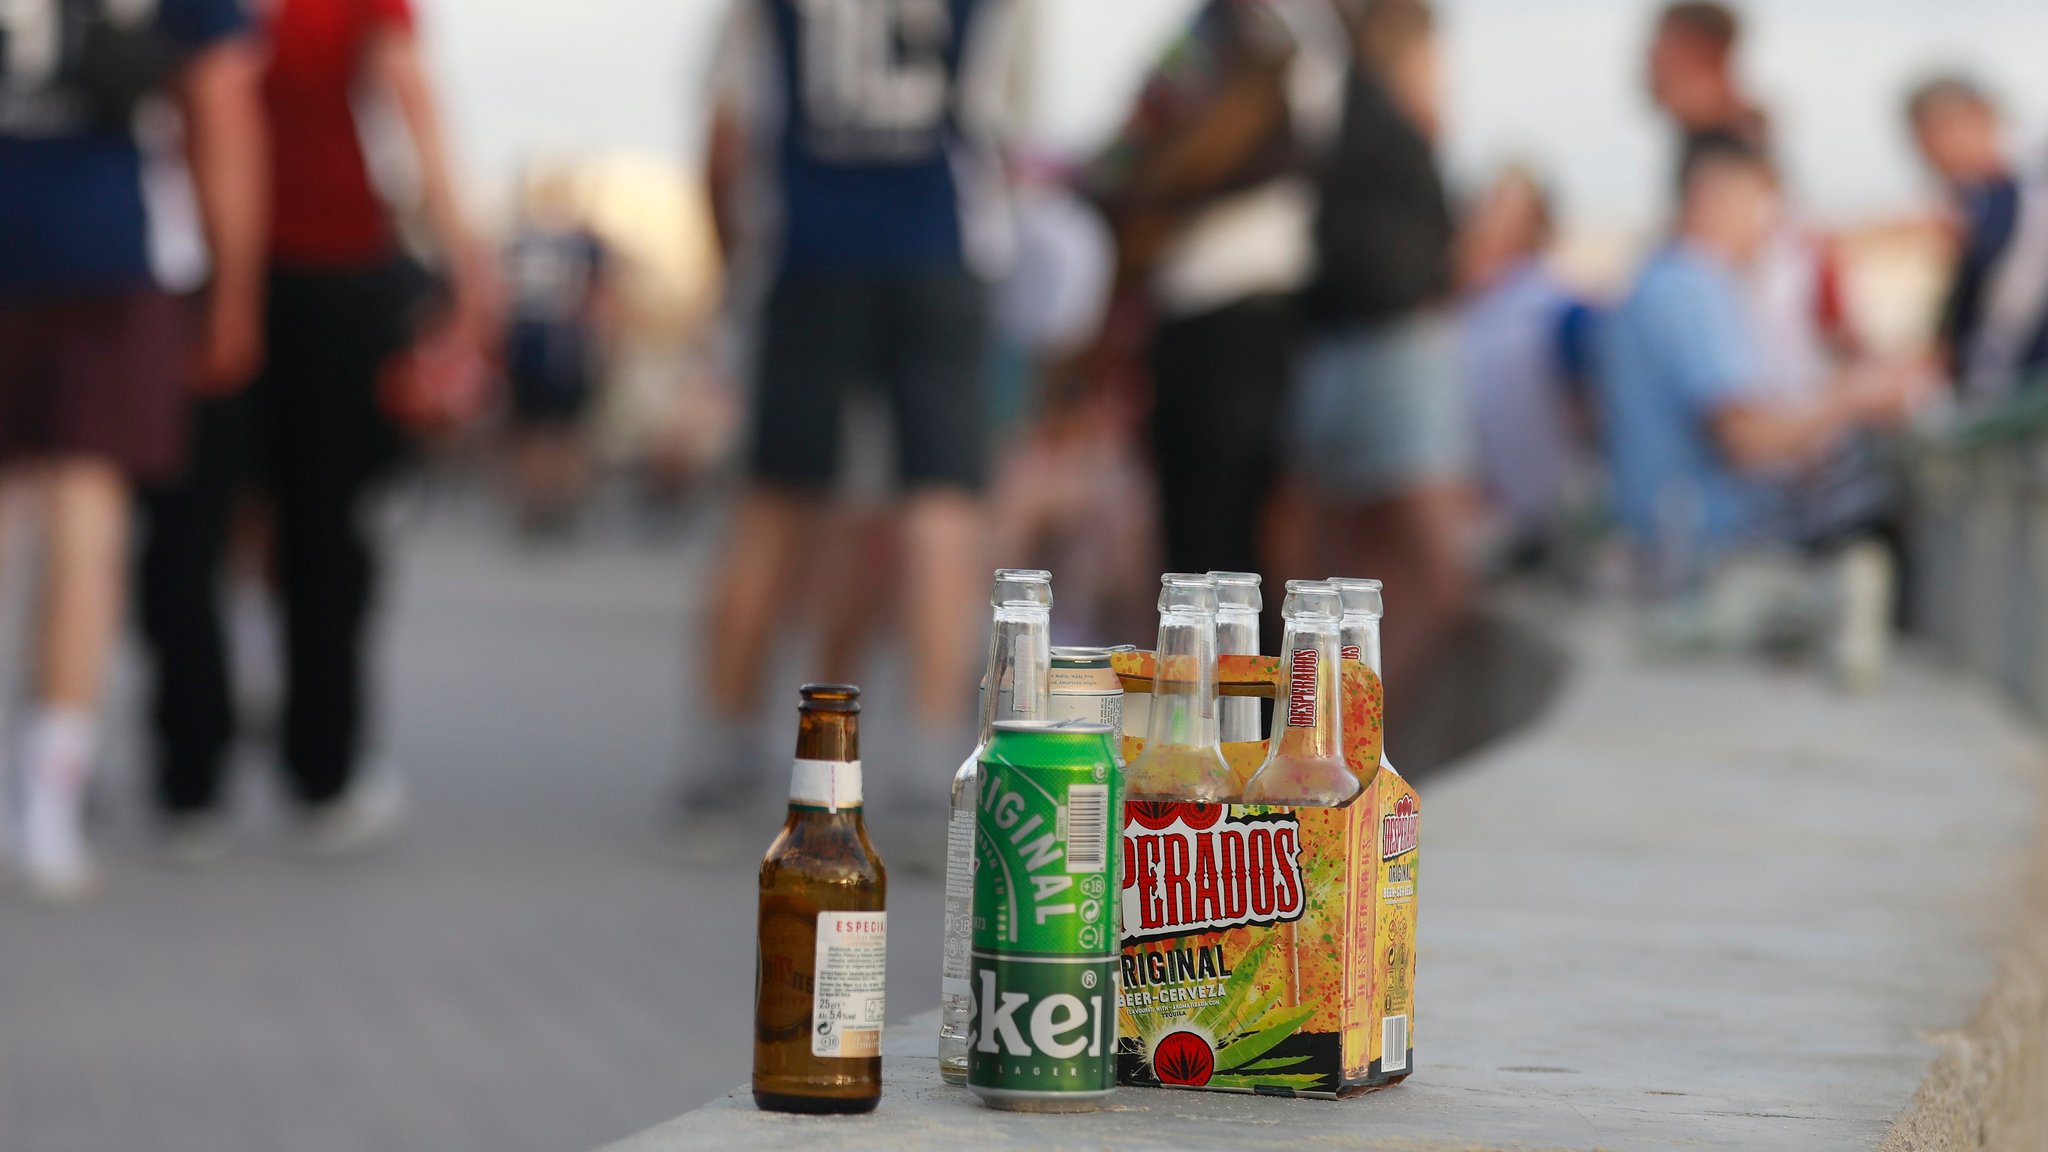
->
<box><xmin>1193</xmin><ymin>937</ymin><xmax>1273</xmax><ymax>1034</ymax></box>
<box><xmin>1206</xmin><ymin>1073</ymin><xmax>1325</xmax><ymax>1091</ymax></box>
<box><xmin>1213</xmin><ymin>1003</ymin><xmax>1318</xmax><ymax>1072</ymax></box>
<box><xmin>1217</xmin><ymin>987</ymin><xmax>1279</xmax><ymax>1045</ymax></box>
<box><xmin>1235</xmin><ymin>1055</ymin><xmax>1315</xmax><ymax>1072</ymax></box>
<box><xmin>1118</xmin><ymin>1005</ymin><xmax>1144</xmax><ymax>1044</ymax></box>
<box><xmin>1242</xmin><ymin>1000</ymin><xmax>1317</xmax><ymax>1033</ymax></box>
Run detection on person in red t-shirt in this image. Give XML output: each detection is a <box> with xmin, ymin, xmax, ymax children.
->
<box><xmin>138</xmin><ymin>0</ymin><xmax>491</xmax><ymax>864</ymax></box>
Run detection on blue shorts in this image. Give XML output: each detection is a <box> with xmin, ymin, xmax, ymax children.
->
<box><xmin>1288</xmin><ymin>312</ymin><xmax>1471</xmax><ymax>500</ymax></box>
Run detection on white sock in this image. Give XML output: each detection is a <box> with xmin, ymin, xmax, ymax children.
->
<box><xmin>18</xmin><ymin>708</ymin><xmax>95</xmax><ymax>883</ymax></box>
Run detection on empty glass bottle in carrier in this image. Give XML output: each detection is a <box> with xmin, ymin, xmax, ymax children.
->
<box><xmin>1125</xmin><ymin>574</ymin><xmax>1236</xmax><ymax>803</ymax></box>
<box><xmin>1242</xmin><ymin>581</ymin><xmax>1358</xmax><ymax>806</ymax></box>
<box><xmin>938</xmin><ymin>570</ymin><xmax>1052</xmax><ymax>1085</ymax></box>
<box><xmin>1332</xmin><ymin>576</ymin><xmax>1391</xmax><ymax>778</ymax></box>
<box><xmin>1209</xmin><ymin>571</ymin><xmax>1263</xmax><ymax>743</ymax></box>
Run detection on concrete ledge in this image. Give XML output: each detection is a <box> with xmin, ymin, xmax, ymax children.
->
<box><xmin>1879</xmin><ymin>803</ymin><xmax>2048</xmax><ymax>1151</ymax></box>
<box><xmin>615</xmin><ymin>611</ymin><xmax>2047</xmax><ymax>1151</ymax></box>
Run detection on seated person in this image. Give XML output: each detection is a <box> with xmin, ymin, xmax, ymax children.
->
<box><xmin>1457</xmin><ymin>163</ymin><xmax>1599</xmax><ymax>568</ymax></box>
<box><xmin>1597</xmin><ymin>139</ymin><xmax>1930</xmax><ymax>676</ymax></box>
<box><xmin>1907</xmin><ymin>75</ymin><xmax>2048</xmax><ymax>403</ymax></box>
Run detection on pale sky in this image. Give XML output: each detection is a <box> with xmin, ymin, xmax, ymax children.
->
<box><xmin>420</xmin><ymin>0</ymin><xmax>2048</xmax><ymax>231</ymax></box>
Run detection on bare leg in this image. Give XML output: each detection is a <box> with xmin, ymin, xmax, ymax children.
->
<box><xmin>670</xmin><ymin>486</ymin><xmax>822</xmax><ymax>842</ymax></box>
<box><xmin>815</xmin><ymin>504</ymin><xmax>895</xmax><ymax>686</ymax></box>
<box><xmin>1259</xmin><ymin>475</ymin><xmax>1320</xmax><ymax>654</ymax></box>
<box><xmin>1326</xmin><ymin>481</ymin><xmax>1477</xmax><ymax>703</ymax></box>
<box><xmin>705</xmin><ymin>487</ymin><xmax>818</xmax><ymax>720</ymax></box>
<box><xmin>511</xmin><ymin>427</ymin><xmax>589</xmax><ymax>530</ymax></box>
<box><xmin>0</xmin><ymin>471</ymin><xmax>17</xmax><ymax>590</ymax></box>
<box><xmin>511</xmin><ymin>431</ymin><xmax>549</xmax><ymax>518</ymax></box>
<box><xmin>900</xmin><ymin>487</ymin><xmax>983</xmax><ymax>732</ymax></box>
<box><xmin>986</xmin><ymin>425</ymin><xmax>1056</xmax><ymax>570</ymax></box>
<box><xmin>13</xmin><ymin>458</ymin><xmax>131</xmax><ymax>898</ymax></box>
<box><xmin>38</xmin><ymin>458</ymin><xmax>131</xmax><ymax>708</ymax></box>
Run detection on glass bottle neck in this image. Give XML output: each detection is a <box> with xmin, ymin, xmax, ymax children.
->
<box><xmin>1274</xmin><ymin>620</ymin><xmax>1342</xmax><ymax>761</ymax></box>
<box><xmin>789</xmin><ymin>708</ymin><xmax>861</xmax><ymax>812</ymax></box>
<box><xmin>976</xmin><ymin>606</ymin><xmax>1051</xmax><ymax>745</ymax></box>
<box><xmin>794</xmin><ymin>710</ymin><xmax>859</xmax><ymax>763</ymax></box>
<box><xmin>1215</xmin><ymin>607</ymin><xmax>1259</xmax><ymax>656</ymax></box>
<box><xmin>1342</xmin><ymin>617</ymin><xmax>1383</xmax><ymax>679</ymax></box>
<box><xmin>1146</xmin><ymin>609</ymin><xmax>1220</xmax><ymax>750</ymax></box>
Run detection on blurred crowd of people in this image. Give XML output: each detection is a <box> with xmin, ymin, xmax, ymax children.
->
<box><xmin>1</xmin><ymin>0</ymin><xmax>491</xmax><ymax>897</ymax></box>
<box><xmin>671</xmin><ymin>0</ymin><xmax>2048</xmax><ymax>856</ymax></box>
<box><xmin>5</xmin><ymin>0</ymin><xmax>2048</xmax><ymax>896</ymax></box>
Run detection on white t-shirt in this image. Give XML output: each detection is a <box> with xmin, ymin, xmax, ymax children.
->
<box><xmin>1150</xmin><ymin>0</ymin><xmax>1349</xmax><ymax>319</ymax></box>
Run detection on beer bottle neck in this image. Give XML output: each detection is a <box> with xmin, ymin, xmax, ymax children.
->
<box><xmin>1145</xmin><ymin>609</ymin><xmax>1220</xmax><ymax>751</ymax></box>
<box><xmin>976</xmin><ymin>605</ymin><xmax>1052</xmax><ymax>745</ymax></box>
<box><xmin>1274</xmin><ymin>618</ymin><xmax>1342</xmax><ymax>761</ymax></box>
<box><xmin>790</xmin><ymin>709</ymin><xmax>862</xmax><ymax>812</ymax></box>
<box><xmin>1216</xmin><ymin>607</ymin><xmax>1259</xmax><ymax>657</ymax></box>
<box><xmin>1216</xmin><ymin>605</ymin><xmax>1263</xmax><ymax>744</ymax></box>
<box><xmin>1341</xmin><ymin>616</ymin><xmax>1383</xmax><ymax>679</ymax></box>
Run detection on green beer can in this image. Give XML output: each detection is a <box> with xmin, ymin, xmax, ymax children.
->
<box><xmin>969</xmin><ymin>720</ymin><xmax>1122</xmax><ymax>1112</ymax></box>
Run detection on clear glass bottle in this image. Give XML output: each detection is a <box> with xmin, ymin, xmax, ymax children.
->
<box><xmin>1210</xmin><ymin>571</ymin><xmax>1263</xmax><ymax>743</ymax></box>
<box><xmin>1125</xmin><ymin>574</ymin><xmax>1236</xmax><ymax>803</ymax></box>
<box><xmin>1242</xmin><ymin>581</ymin><xmax>1357</xmax><ymax>807</ymax></box>
<box><xmin>1331</xmin><ymin>577</ymin><xmax>1383</xmax><ymax>672</ymax></box>
<box><xmin>1332</xmin><ymin>576</ymin><xmax>1390</xmax><ymax>780</ymax></box>
<box><xmin>753</xmin><ymin>685</ymin><xmax>886</xmax><ymax>1114</ymax></box>
<box><xmin>938</xmin><ymin>569</ymin><xmax>1052</xmax><ymax>1085</ymax></box>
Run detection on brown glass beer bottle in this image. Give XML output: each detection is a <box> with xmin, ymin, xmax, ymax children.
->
<box><xmin>753</xmin><ymin>684</ymin><xmax>887</xmax><ymax>1114</ymax></box>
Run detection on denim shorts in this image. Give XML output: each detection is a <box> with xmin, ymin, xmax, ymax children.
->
<box><xmin>1287</xmin><ymin>312</ymin><xmax>1471</xmax><ymax>500</ymax></box>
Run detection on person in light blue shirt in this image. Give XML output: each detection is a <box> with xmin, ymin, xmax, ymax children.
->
<box><xmin>1600</xmin><ymin>232</ymin><xmax>1771</xmax><ymax>555</ymax></box>
<box><xmin>1458</xmin><ymin>164</ymin><xmax>1598</xmax><ymax>563</ymax></box>
<box><xmin>1598</xmin><ymin>138</ymin><xmax>1926</xmax><ymax>584</ymax></box>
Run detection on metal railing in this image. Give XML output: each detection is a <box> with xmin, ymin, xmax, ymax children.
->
<box><xmin>1910</xmin><ymin>380</ymin><xmax>2048</xmax><ymax>717</ymax></box>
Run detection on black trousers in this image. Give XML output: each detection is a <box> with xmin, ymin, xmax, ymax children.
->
<box><xmin>140</xmin><ymin>268</ymin><xmax>405</xmax><ymax>815</ymax></box>
<box><xmin>1149</xmin><ymin>295</ymin><xmax>1296</xmax><ymax>576</ymax></box>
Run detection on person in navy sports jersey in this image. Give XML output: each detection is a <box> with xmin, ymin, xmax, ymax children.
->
<box><xmin>502</xmin><ymin>168</ymin><xmax>613</xmax><ymax>535</ymax></box>
<box><xmin>678</xmin><ymin>0</ymin><xmax>1025</xmax><ymax>856</ymax></box>
<box><xmin>1907</xmin><ymin>75</ymin><xmax>2048</xmax><ymax>404</ymax></box>
<box><xmin>0</xmin><ymin>0</ymin><xmax>265</xmax><ymax>900</ymax></box>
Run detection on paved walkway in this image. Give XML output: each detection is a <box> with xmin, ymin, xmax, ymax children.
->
<box><xmin>0</xmin><ymin>508</ymin><xmax>944</xmax><ymax>1152</ymax></box>
<box><xmin>611</xmin><ymin>609</ymin><xmax>2048</xmax><ymax>1151</ymax></box>
<box><xmin>6</xmin><ymin>502</ymin><xmax>2041</xmax><ymax>1152</ymax></box>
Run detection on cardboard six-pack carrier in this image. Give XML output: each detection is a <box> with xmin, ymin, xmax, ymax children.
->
<box><xmin>1109</xmin><ymin>650</ymin><xmax>1418</xmax><ymax>1099</ymax></box>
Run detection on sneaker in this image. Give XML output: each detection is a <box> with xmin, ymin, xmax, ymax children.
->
<box><xmin>1828</xmin><ymin>539</ymin><xmax>1895</xmax><ymax>693</ymax></box>
<box><xmin>299</xmin><ymin>769</ymin><xmax>409</xmax><ymax>859</ymax></box>
<box><xmin>13</xmin><ymin>798</ymin><xmax>99</xmax><ymax>903</ymax></box>
<box><xmin>15</xmin><ymin>831</ymin><xmax>98</xmax><ymax>904</ymax></box>
<box><xmin>872</xmin><ymin>724</ymin><xmax>970</xmax><ymax>877</ymax></box>
<box><xmin>664</xmin><ymin>802</ymin><xmax>765</xmax><ymax>868</ymax></box>
<box><xmin>665</xmin><ymin>773</ymin><xmax>777</xmax><ymax>868</ymax></box>
<box><xmin>161</xmin><ymin>812</ymin><xmax>234</xmax><ymax>871</ymax></box>
<box><xmin>665</xmin><ymin>720</ymin><xmax>773</xmax><ymax>867</ymax></box>
<box><xmin>11</xmin><ymin>724</ymin><xmax>98</xmax><ymax>903</ymax></box>
<box><xmin>874</xmin><ymin>801</ymin><xmax>949</xmax><ymax>877</ymax></box>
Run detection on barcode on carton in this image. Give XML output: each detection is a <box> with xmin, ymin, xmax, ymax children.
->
<box><xmin>1065</xmin><ymin>785</ymin><xmax>1107</xmax><ymax>872</ymax></box>
<box><xmin>1382</xmin><ymin>1015</ymin><xmax>1408</xmax><ymax>1072</ymax></box>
